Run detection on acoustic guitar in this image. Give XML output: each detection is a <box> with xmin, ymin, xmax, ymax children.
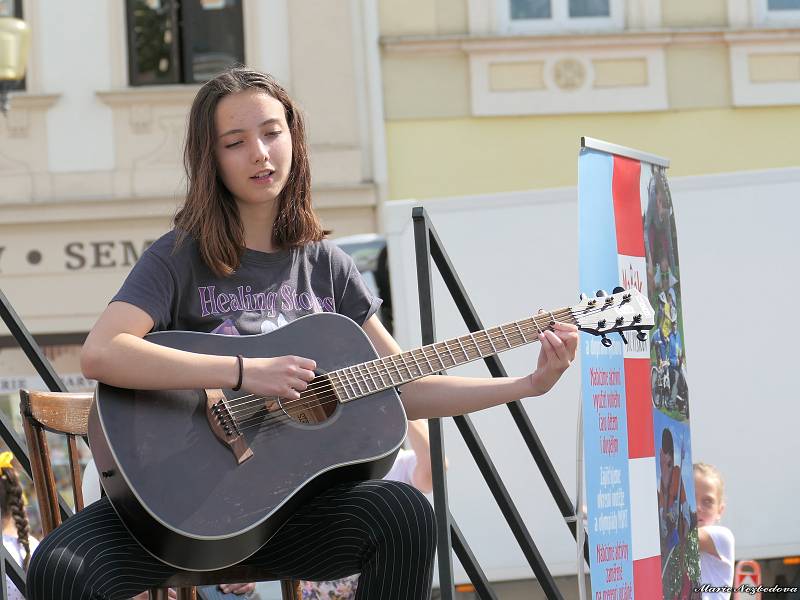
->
<box><xmin>88</xmin><ymin>288</ymin><xmax>653</xmax><ymax>570</ymax></box>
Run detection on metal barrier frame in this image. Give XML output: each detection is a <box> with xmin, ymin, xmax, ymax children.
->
<box><xmin>0</xmin><ymin>287</ymin><xmax>76</xmax><ymax>599</ymax></box>
<box><xmin>413</xmin><ymin>207</ymin><xmax>589</xmax><ymax>600</ymax></box>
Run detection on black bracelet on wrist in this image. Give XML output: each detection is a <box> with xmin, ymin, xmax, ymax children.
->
<box><xmin>232</xmin><ymin>354</ymin><xmax>244</xmax><ymax>391</ymax></box>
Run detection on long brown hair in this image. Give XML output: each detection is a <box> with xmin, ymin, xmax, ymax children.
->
<box><xmin>0</xmin><ymin>464</ymin><xmax>31</xmax><ymax>569</ymax></box>
<box><xmin>176</xmin><ymin>67</ymin><xmax>326</xmax><ymax>276</ymax></box>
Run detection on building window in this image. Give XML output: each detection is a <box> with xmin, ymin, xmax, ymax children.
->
<box><xmin>0</xmin><ymin>0</ymin><xmax>25</xmax><ymax>90</ymax></box>
<box><xmin>768</xmin><ymin>0</ymin><xmax>800</xmax><ymax>9</ymax></box>
<box><xmin>125</xmin><ymin>0</ymin><xmax>245</xmax><ymax>86</ymax></box>
<box><xmin>759</xmin><ymin>0</ymin><xmax>800</xmax><ymax>25</ymax></box>
<box><xmin>0</xmin><ymin>0</ymin><xmax>21</xmax><ymax>18</ymax></box>
<box><xmin>503</xmin><ymin>0</ymin><xmax>623</xmax><ymax>32</ymax></box>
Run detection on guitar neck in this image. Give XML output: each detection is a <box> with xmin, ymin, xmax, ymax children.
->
<box><xmin>331</xmin><ymin>307</ymin><xmax>577</xmax><ymax>403</ymax></box>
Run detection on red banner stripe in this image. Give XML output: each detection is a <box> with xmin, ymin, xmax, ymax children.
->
<box><xmin>612</xmin><ymin>156</ymin><xmax>645</xmax><ymax>257</ymax></box>
<box><xmin>624</xmin><ymin>358</ymin><xmax>654</xmax><ymax>459</ymax></box>
<box><xmin>634</xmin><ymin>555</ymin><xmax>663</xmax><ymax>600</ymax></box>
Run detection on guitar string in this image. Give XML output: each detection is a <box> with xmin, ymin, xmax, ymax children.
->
<box><xmin>224</xmin><ymin>301</ymin><xmax>627</xmax><ymax>417</ymax></box>
<box><xmin>223</xmin><ymin>303</ymin><xmax>630</xmax><ymax>425</ymax></box>
<box><xmin>224</xmin><ymin>305</ymin><xmax>645</xmax><ymax>434</ymax></box>
<box><xmin>227</xmin><ymin>318</ymin><xmax>567</xmax><ymax>433</ymax></box>
<box><xmin>232</xmin><ymin>314</ymin><xmax>645</xmax><ymax>435</ymax></box>
<box><xmin>223</xmin><ymin>307</ymin><xmax>576</xmax><ymax>418</ymax></box>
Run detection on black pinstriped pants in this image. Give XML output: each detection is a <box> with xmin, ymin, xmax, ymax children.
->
<box><xmin>26</xmin><ymin>480</ymin><xmax>436</xmax><ymax>600</ymax></box>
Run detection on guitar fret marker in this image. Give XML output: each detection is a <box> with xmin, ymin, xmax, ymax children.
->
<box><xmin>383</xmin><ymin>357</ymin><xmax>397</xmax><ymax>386</ymax></box>
<box><xmin>357</xmin><ymin>363</ymin><xmax>374</xmax><ymax>393</ymax></box>
<box><xmin>365</xmin><ymin>363</ymin><xmax>379</xmax><ymax>391</ymax></box>
<box><xmin>409</xmin><ymin>350</ymin><xmax>424</xmax><ymax>377</ymax></box>
<box><xmin>398</xmin><ymin>353</ymin><xmax>413</xmax><ymax>379</ymax></box>
<box><xmin>421</xmin><ymin>347</ymin><xmax>435</xmax><ymax>373</ymax></box>
<box><xmin>390</xmin><ymin>355</ymin><xmax>404</xmax><ymax>382</ymax></box>
<box><xmin>370</xmin><ymin>360</ymin><xmax>388</xmax><ymax>388</ymax></box>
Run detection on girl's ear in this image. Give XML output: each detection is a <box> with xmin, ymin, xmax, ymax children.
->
<box><xmin>717</xmin><ymin>500</ymin><xmax>726</xmax><ymax>520</ymax></box>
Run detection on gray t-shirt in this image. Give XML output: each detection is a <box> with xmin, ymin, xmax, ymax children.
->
<box><xmin>112</xmin><ymin>230</ymin><xmax>381</xmax><ymax>335</ymax></box>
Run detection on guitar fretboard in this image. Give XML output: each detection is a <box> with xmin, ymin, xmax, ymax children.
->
<box><xmin>329</xmin><ymin>308</ymin><xmax>576</xmax><ymax>402</ymax></box>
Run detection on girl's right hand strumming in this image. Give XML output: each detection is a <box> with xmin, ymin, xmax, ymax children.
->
<box><xmin>240</xmin><ymin>355</ymin><xmax>316</xmax><ymax>400</ymax></box>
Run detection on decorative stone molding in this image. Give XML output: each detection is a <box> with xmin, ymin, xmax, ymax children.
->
<box><xmin>726</xmin><ymin>29</ymin><xmax>800</xmax><ymax>106</ymax></box>
<box><xmin>469</xmin><ymin>44</ymin><xmax>667</xmax><ymax>115</ymax></box>
<box><xmin>0</xmin><ymin>182</ymin><xmax>377</xmax><ymax>226</ymax></box>
<box><xmin>3</xmin><ymin>93</ymin><xmax>60</xmax><ymax>138</ymax></box>
<box><xmin>383</xmin><ymin>30</ymin><xmax>679</xmax><ymax>54</ymax></box>
<box><xmin>0</xmin><ymin>93</ymin><xmax>60</xmax><ymax>202</ymax></box>
<box><xmin>95</xmin><ymin>87</ymin><xmax>198</xmax><ymax>198</ymax></box>
<box><xmin>552</xmin><ymin>57</ymin><xmax>587</xmax><ymax>90</ymax></box>
<box><xmin>626</xmin><ymin>0</ymin><xmax>662</xmax><ymax>29</ymax></box>
<box><xmin>96</xmin><ymin>86</ymin><xmax>200</xmax><ymax>107</ymax></box>
<box><xmin>727</xmin><ymin>0</ymin><xmax>753</xmax><ymax>28</ymax></box>
<box><xmin>0</xmin><ymin>195</ymin><xmax>176</xmax><ymax>225</ymax></box>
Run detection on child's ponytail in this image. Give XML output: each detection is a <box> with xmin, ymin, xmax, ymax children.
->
<box><xmin>0</xmin><ymin>453</ymin><xmax>31</xmax><ymax>568</ymax></box>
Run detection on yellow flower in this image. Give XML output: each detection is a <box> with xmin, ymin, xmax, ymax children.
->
<box><xmin>0</xmin><ymin>451</ymin><xmax>14</xmax><ymax>471</ymax></box>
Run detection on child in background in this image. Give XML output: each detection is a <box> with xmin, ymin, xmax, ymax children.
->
<box><xmin>694</xmin><ymin>463</ymin><xmax>735</xmax><ymax>600</ymax></box>
<box><xmin>0</xmin><ymin>451</ymin><xmax>38</xmax><ymax>600</ymax></box>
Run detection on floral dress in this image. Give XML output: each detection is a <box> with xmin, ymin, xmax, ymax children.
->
<box><xmin>300</xmin><ymin>575</ymin><xmax>359</xmax><ymax>600</ymax></box>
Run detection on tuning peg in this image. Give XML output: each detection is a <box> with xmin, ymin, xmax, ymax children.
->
<box><xmin>613</xmin><ymin>286</ymin><xmax>624</xmax><ymax>294</ymax></box>
<box><xmin>618</xmin><ymin>332</ymin><xmax>628</xmax><ymax>344</ymax></box>
<box><xmin>636</xmin><ymin>330</ymin><xmax>648</xmax><ymax>342</ymax></box>
<box><xmin>600</xmin><ymin>334</ymin><xmax>612</xmax><ymax>348</ymax></box>
<box><xmin>595</xmin><ymin>289</ymin><xmax>607</xmax><ymax>297</ymax></box>
<box><xmin>579</xmin><ymin>292</ymin><xmax>588</xmax><ymax>301</ymax></box>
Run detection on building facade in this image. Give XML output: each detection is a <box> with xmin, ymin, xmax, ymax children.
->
<box><xmin>0</xmin><ymin>0</ymin><xmax>387</xmax><ymax>416</ymax></box>
<box><xmin>379</xmin><ymin>0</ymin><xmax>800</xmax><ymax>200</ymax></box>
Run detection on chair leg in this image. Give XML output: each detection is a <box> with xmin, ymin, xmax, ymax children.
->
<box><xmin>177</xmin><ymin>587</ymin><xmax>197</xmax><ymax>600</ymax></box>
<box><xmin>280</xmin><ymin>579</ymin><xmax>301</xmax><ymax>600</ymax></box>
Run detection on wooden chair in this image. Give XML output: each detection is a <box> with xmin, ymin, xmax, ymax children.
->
<box><xmin>19</xmin><ymin>389</ymin><xmax>300</xmax><ymax>600</ymax></box>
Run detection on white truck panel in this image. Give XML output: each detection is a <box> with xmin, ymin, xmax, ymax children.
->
<box><xmin>382</xmin><ymin>167</ymin><xmax>800</xmax><ymax>583</ymax></box>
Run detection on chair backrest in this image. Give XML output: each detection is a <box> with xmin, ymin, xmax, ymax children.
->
<box><xmin>18</xmin><ymin>389</ymin><xmax>300</xmax><ymax>600</ymax></box>
<box><xmin>18</xmin><ymin>389</ymin><xmax>92</xmax><ymax>535</ymax></box>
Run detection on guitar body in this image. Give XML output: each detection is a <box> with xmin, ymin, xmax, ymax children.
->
<box><xmin>88</xmin><ymin>312</ymin><xmax>407</xmax><ymax>571</ymax></box>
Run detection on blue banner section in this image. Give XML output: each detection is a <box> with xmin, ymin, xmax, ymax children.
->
<box><xmin>579</xmin><ymin>149</ymin><xmax>635</xmax><ymax>599</ymax></box>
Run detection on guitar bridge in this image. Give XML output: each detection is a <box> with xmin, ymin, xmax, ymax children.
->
<box><xmin>205</xmin><ymin>389</ymin><xmax>253</xmax><ymax>464</ymax></box>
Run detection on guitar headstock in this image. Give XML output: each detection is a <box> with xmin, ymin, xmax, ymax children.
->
<box><xmin>571</xmin><ymin>288</ymin><xmax>654</xmax><ymax>346</ymax></box>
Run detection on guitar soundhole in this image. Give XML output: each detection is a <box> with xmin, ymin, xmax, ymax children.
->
<box><xmin>273</xmin><ymin>374</ymin><xmax>339</xmax><ymax>425</ymax></box>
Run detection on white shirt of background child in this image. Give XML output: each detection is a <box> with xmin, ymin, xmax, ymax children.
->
<box><xmin>700</xmin><ymin>525</ymin><xmax>735</xmax><ymax>600</ymax></box>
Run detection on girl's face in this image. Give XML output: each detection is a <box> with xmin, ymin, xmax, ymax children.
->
<box><xmin>695</xmin><ymin>473</ymin><xmax>724</xmax><ymax>527</ymax></box>
<box><xmin>214</xmin><ymin>89</ymin><xmax>293</xmax><ymax>209</ymax></box>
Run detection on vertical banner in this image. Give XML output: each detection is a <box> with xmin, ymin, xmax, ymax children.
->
<box><xmin>579</xmin><ymin>138</ymin><xmax>700</xmax><ymax>600</ymax></box>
